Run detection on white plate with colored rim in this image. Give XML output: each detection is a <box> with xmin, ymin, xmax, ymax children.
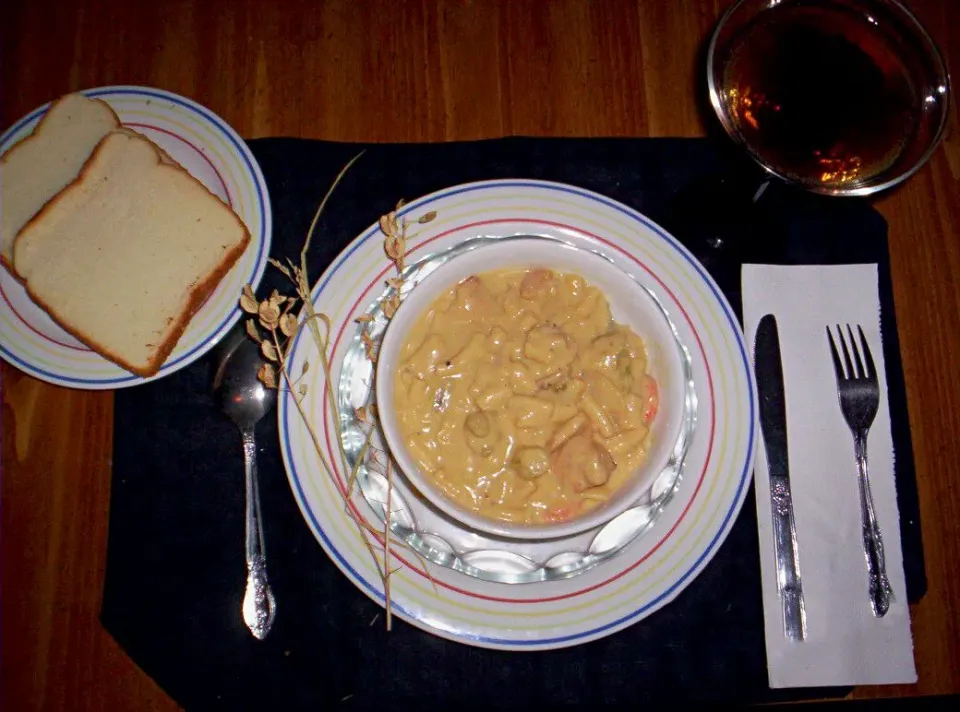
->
<box><xmin>279</xmin><ymin>180</ymin><xmax>758</xmax><ymax>650</ymax></box>
<box><xmin>0</xmin><ymin>85</ymin><xmax>271</xmax><ymax>388</ymax></box>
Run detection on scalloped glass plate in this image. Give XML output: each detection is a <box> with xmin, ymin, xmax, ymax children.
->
<box><xmin>339</xmin><ymin>235</ymin><xmax>697</xmax><ymax>583</ymax></box>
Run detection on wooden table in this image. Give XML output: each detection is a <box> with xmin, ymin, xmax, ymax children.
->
<box><xmin>2</xmin><ymin>1</ymin><xmax>958</xmax><ymax>708</ymax></box>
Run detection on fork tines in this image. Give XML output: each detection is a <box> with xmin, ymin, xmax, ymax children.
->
<box><xmin>827</xmin><ymin>324</ymin><xmax>876</xmax><ymax>381</ymax></box>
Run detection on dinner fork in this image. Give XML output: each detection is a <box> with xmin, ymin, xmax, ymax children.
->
<box><xmin>826</xmin><ymin>324</ymin><xmax>893</xmax><ymax>618</ymax></box>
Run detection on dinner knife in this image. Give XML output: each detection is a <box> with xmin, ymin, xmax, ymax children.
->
<box><xmin>754</xmin><ymin>314</ymin><xmax>806</xmax><ymax>642</ymax></box>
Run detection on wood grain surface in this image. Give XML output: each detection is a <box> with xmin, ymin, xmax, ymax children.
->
<box><xmin>2</xmin><ymin>0</ymin><xmax>958</xmax><ymax>709</ymax></box>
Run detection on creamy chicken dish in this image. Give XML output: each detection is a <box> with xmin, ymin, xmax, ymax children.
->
<box><xmin>393</xmin><ymin>268</ymin><xmax>659</xmax><ymax>524</ymax></box>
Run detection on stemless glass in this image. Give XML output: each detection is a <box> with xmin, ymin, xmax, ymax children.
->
<box><xmin>707</xmin><ymin>0</ymin><xmax>950</xmax><ymax>197</ymax></box>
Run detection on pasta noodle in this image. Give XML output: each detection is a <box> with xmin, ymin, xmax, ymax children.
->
<box><xmin>394</xmin><ymin>268</ymin><xmax>659</xmax><ymax>525</ymax></box>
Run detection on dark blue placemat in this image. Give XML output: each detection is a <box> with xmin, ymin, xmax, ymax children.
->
<box><xmin>102</xmin><ymin>137</ymin><xmax>924</xmax><ymax>709</ymax></box>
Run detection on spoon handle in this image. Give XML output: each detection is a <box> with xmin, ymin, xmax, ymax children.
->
<box><xmin>241</xmin><ymin>427</ymin><xmax>276</xmax><ymax>639</ymax></box>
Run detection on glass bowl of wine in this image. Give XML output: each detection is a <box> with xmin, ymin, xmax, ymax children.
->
<box><xmin>707</xmin><ymin>0</ymin><xmax>950</xmax><ymax>196</ymax></box>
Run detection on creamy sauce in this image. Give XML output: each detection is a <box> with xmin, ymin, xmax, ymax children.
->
<box><xmin>393</xmin><ymin>268</ymin><xmax>659</xmax><ymax>524</ymax></box>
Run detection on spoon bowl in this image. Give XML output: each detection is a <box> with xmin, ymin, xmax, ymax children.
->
<box><xmin>214</xmin><ymin>331</ymin><xmax>278</xmax><ymax>429</ymax></box>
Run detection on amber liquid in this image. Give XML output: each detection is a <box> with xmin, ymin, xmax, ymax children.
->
<box><xmin>721</xmin><ymin>2</ymin><xmax>919</xmax><ymax>187</ymax></box>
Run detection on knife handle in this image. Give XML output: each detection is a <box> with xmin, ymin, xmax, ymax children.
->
<box><xmin>771</xmin><ymin>477</ymin><xmax>806</xmax><ymax>641</ymax></box>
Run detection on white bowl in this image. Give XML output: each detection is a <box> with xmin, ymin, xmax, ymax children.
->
<box><xmin>375</xmin><ymin>236</ymin><xmax>686</xmax><ymax>540</ymax></box>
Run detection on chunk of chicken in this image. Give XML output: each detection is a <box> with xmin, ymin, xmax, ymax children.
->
<box><xmin>550</xmin><ymin>432</ymin><xmax>616</xmax><ymax>492</ymax></box>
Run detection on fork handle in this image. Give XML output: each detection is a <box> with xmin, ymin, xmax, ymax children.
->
<box><xmin>854</xmin><ymin>432</ymin><xmax>893</xmax><ymax>617</ymax></box>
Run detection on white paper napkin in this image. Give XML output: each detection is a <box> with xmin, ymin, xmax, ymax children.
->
<box><xmin>742</xmin><ymin>264</ymin><xmax>916</xmax><ymax>688</ymax></box>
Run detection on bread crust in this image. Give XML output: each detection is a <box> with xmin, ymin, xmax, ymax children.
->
<box><xmin>13</xmin><ymin>128</ymin><xmax>252</xmax><ymax>378</ymax></box>
<box><xmin>0</xmin><ymin>256</ymin><xmax>25</xmax><ymax>283</ymax></box>
<box><xmin>1</xmin><ymin>94</ymin><xmax>120</xmax><ymax>275</ymax></box>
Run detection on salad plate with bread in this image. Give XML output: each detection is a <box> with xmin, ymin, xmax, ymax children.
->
<box><xmin>0</xmin><ymin>86</ymin><xmax>271</xmax><ymax>388</ymax></box>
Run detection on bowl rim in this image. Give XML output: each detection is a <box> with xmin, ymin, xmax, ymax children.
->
<box><xmin>705</xmin><ymin>0</ymin><xmax>952</xmax><ymax>197</ymax></box>
<box><xmin>374</xmin><ymin>235</ymin><xmax>691</xmax><ymax>541</ymax></box>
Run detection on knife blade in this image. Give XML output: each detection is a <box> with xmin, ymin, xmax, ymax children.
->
<box><xmin>754</xmin><ymin>313</ymin><xmax>806</xmax><ymax>642</ymax></box>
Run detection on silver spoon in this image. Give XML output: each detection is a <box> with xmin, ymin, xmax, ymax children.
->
<box><xmin>213</xmin><ymin>328</ymin><xmax>277</xmax><ymax>640</ymax></box>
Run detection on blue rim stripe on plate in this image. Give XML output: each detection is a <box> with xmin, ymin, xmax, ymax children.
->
<box><xmin>0</xmin><ymin>86</ymin><xmax>270</xmax><ymax>386</ymax></box>
<box><xmin>280</xmin><ymin>179</ymin><xmax>756</xmax><ymax>647</ymax></box>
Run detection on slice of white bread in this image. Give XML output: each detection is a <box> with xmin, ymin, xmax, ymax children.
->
<box><xmin>1</xmin><ymin>93</ymin><xmax>120</xmax><ymax>270</ymax></box>
<box><xmin>13</xmin><ymin>130</ymin><xmax>251</xmax><ymax>377</ymax></box>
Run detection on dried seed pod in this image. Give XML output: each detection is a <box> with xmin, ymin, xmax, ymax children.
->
<box><xmin>261</xmin><ymin>340</ymin><xmax>279</xmax><ymax>362</ymax></box>
<box><xmin>280</xmin><ymin>312</ymin><xmax>298</xmax><ymax>337</ymax></box>
<box><xmin>258</xmin><ymin>363</ymin><xmax>277</xmax><ymax>388</ymax></box>
<box><xmin>379</xmin><ymin>212</ymin><xmax>399</xmax><ymax>238</ymax></box>
<box><xmin>245</xmin><ymin>319</ymin><xmax>261</xmax><ymax>343</ymax></box>
<box><xmin>258</xmin><ymin>300</ymin><xmax>281</xmax><ymax>329</ymax></box>
<box><xmin>240</xmin><ymin>285</ymin><xmax>259</xmax><ymax>314</ymax></box>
